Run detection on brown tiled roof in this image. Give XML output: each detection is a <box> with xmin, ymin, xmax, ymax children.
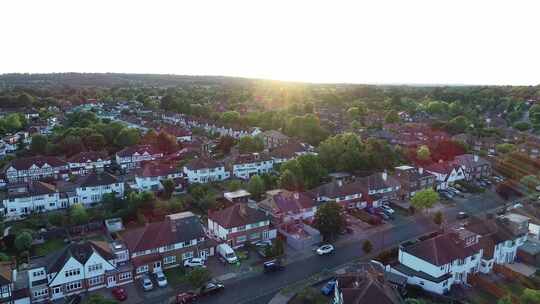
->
<box><xmin>269</xmin><ymin>141</ymin><xmax>310</xmax><ymax>159</ymax></box>
<box><xmin>208</xmin><ymin>204</ymin><xmax>268</xmax><ymax>229</ymax></box>
<box><xmin>185</xmin><ymin>157</ymin><xmax>223</xmax><ymax>170</ymax></box>
<box><xmin>5</xmin><ymin>156</ymin><xmax>67</xmax><ymax>171</ymax></box>
<box><xmin>310</xmin><ymin>181</ymin><xmax>364</xmax><ymax>199</ymax></box>
<box><xmin>116</xmin><ymin>144</ymin><xmax>161</xmax><ymax>157</ymax></box>
<box><xmin>0</xmin><ymin>261</ymin><xmax>12</xmax><ymax>285</ymax></box>
<box><xmin>233</xmin><ymin>153</ymin><xmax>272</xmax><ymax>165</ymax></box>
<box><xmin>260</xmin><ymin>190</ymin><xmax>315</xmax><ymax>214</ymax></box>
<box><xmin>48</xmin><ymin>241</ymin><xmax>115</xmax><ymax>275</ymax></box>
<box><xmin>76</xmin><ymin>172</ymin><xmax>119</xmax><ymax>187</ymax></box>
<box><xmin>68</xmin><ymin>151</ymin><xmax>109</xmax><ymax>163</ymax></box>
<box><xmin>6</xmin><ymin>181</ymin><xmax>57</xmax><ymax>199</ymax></box>
<box><xmin>357</xmin><ymin>173</ymin><xmax>400</xmax><ymax>191</ymax></box>
<box><xmin>120</xmin><ymin>214</ymin><xmax>205</xmax><ymax>253</ymax></box>
<box><xmin>402</xmin><ymin>233</ymin><xmax>478</xmax><ymax>266</ymax></box>
<box><xmin>337</xmin><ymin>272</ymin><xmax>403</xmax><ymax>304</ymax></box>
<box><xmin>136</xmin><ymin>162</ymin><xmax>181</xmax><ymax>178</ymax></box>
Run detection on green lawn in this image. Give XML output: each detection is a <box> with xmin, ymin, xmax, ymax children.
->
<box><xmin>164</xmin><ymin>268</ymin><xmax>189</xmax><ymax>286</ymax></box>
<box><xmin>33</xmin><ymin>239</ymin><xmax>66</xmax><ymax>256</ymax></box>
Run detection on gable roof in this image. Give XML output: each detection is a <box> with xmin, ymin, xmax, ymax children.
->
<box><xmin>269</xmin><ymin>141</ymin><xmax>311</xmax><ymax>159</ymax></box>
<box><xmin>184</xmin><ymin>157</ymin><xmax>223</xmax><ymax>170</ymax></box>
<box><xmin>120</xmin><ymin>212</ymin><xmax>205</xmax><ymax>253</ymax></box>
<box><xmin>116</xmin><ymin>144</ymin><xmax>161</xmax><ymax>157</ymax></box>
<box><xmin>68</xmin><ymin>151</ymin><xmax>109</xmax><ymax>163</ymax></box>
<box><xmin>208</xmin><ymin>204</ymin><xmax>268</xmax><ymax>229</ymax></box>
<box><xmin>6</xmin><ymin>181</ymin><xmax>57</xmax><ymax>199</ymax></box>
<box><xmin>4</xmin><ymin>156</ymin><xmax>67</xmax><ymax>171</ymax></box>
<box><xmin>0</xmin><ymin>262</ymin><xmax>12</xmax><ymax>285</ymax></box>
<box><xmin>47</xmin><ymin>241</ymin><xmax>115</xmax><ymax>274</ymax></box>
<box><xmin>402</xmin><ymin>233</ymin><xmax>479</xmax><ymax>266</ymax></box>
<box><xmin>136</xmin><ymin>162</ymin><xmax>181</xmax><ymax>178</ymax></box>
<box><xmin>75</xmin><ymin>172</ymin><xmax>119</xmax><ymax>187</ymax></box>
<box><xmin>337</xmin><ymin>271</ymin><xmax>403</xmax><ymax>304</ymax></box>
<box><xmin>310</xmin><ymin>180</ymin><xmax>364</xmax><ymax>199</ymax></box>
<box><xmin>259</xmin><ymin>190</ymin><xmax>315</xmax><ymax>214</ymax></box>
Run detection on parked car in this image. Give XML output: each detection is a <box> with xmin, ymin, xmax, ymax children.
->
<box><xmin>217</xmin><ymin>243</ymin><xmax>238</xmax><ymax>264</ymax></box>
<box><xmin>112</xmin><ymin>287</ymin><xmax>128</xmax><ymax>301</ymax></box>
<box><xmin>254</xmin><ymin>240</ymin><xmax>273</xmax><ymax>247</ymax></box>
<box><xmin>316</xmin><ymin>244</ymin><xmax>335</xmax><ymax>256</ymax></box>
<box><xmin>141</xmin><ymin>274</ymin><xmax>154</xmax><ymax>291</ymax></box>
<box><xmin>155</xmin><ymin>271</ymin><xmax>168</xmax><ymax>287</ymax></box>
<box><xmin>380</xmin><ymin>205</ymin><xmax>395</xmax><ymax>214</ymax></box>
<box><xmin>457</xmin><ymin>212</ymin><xmax>469</xmax><ymax>220</ymax></box>
<box><xmin>184</xmin><ymin>257</ymin><xmax>206</xmax><ymax>268</ymax></box>
<box><xmin>176</xmin><ymin>292</ymin><xmax>197</xmax><ymax>304</ymax></box>
<box><xmin>263</xmin><ymin>260</ymin><xmax>284</xmax><ymax>273</ymax></box>
<box><xmin>321</xmin><ymin>280</ymin><xmax>337</xmax><ymax>296</ymax></box>
<box><xmin>199</xmin><ymin>281</ymin><xmax>225</xmax><ymax>296</ymax></box>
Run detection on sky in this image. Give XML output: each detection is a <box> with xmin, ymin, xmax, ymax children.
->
<box><xmin>1</xmin><ymin>0</ymin><xmax>539</xmax><ymax>85</ymax></box>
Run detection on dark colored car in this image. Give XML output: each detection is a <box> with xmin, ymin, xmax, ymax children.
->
<box><xmin>112</xmin><ymin>287</ymin><xmax>128</xmax><ymax>301</ymax></box>
<box><xmin>321</xmin><ymin>280</ymin><xmax>336</xmax><ymax>296</ymax></box>
<box><xmin>199</xmin><ymin>281</ymin><xmax>225</xmax><ymax>296</ymax></box>
<box><xmin>263</xmin><ymin>260</ymin><xmax>285</xmax><ymax>273</ymax></box>
<box><xmin>176</xmin><ymin>292</ymin><xmax>197</xmax><ymax>304</ymax></box>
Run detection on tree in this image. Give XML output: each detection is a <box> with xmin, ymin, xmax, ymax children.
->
<box><xmin>433</xmin><ymin>211</ymin><xmax>443</xmax><ymax>226</ymax></box>
<box><xmin>141</xmin><ymin>129</ymin><xmax>159</xmax><ymax>145</ymax></box>
<box><xmin>521</xmin><ymin>288</ymin><xmax>540</xmax><ymax>304</ymax></box>
<box><xmin>115</xmin><ymin>128</ymin><xmax>140</xmax><ymax>147</ymax></box>
<box><xmin>362</xmin><ymin>240</ymin><xmax>373</xmax><ymax>254</ymax></box>
<box><xmin>496</xmin><ymin>295</ymin><xmax>513</xmax><ymax>304</ymax></box>
<box><xmin>48</xmin><ymin>212</ymin><xmax>64</xmax><ymax>227</ymax></box>
<box><xmin>384</xmin><ymin>110</ymin><xmax>400</xmax><ymax>124</ymax></box>
<box><xmin>226</xmin><ymin>180</ymin><xmax>242</xmax><ymax>192</ymax></box>
<box><xmin>296</xmin><ymin>154</ymin><xmax>327</xmax><ymax>189</ymax></box>
<box><xmin>447</xmin><ymin>115</ymin><xmax>469</xmax><ymax>134</ymax></box>
<box><xmin>247</xmin><ymin>175</ymin><xmax>264</xmax><ymax>200</ymax></box>
<box><xmin>514</xmin><ymin>121</ymin><xmax>531</xmax><ymax>131</ymax></box>
<box><xmin>84</xmin><ymin>133</ymin><xmax>106</xmax><ymax>151</ymax></box>
<box><xmin>61</xmin><ymin>135</ymin><xmax>85</xmax><ymax>156</ymax></box>
<box><xmin>161</xmin><ymin>179</ymin><xmax>176</xmax><ymax>199</ymax></box>
<box><xmin>84</xmin><ymin>294</ymin><xmax>117</xmax><ymax>304</ymax></box>
<box><xmin>157</xmin><ymin>131</ymin><xmax>177</xmax><ymax>153</ymax></box>
<box><xmin>496</xmin><ymin>143</ymin><xmax>515</xmax><ymax>154</ymax></box>
<box><xmin>238</xmin><ymin>136</ymin><xmax>264</xmax><ymax>153</ymax></box>
<box><xmin>216</xmin><ymin>136</ymin><xmax>236</xmax><ymax>154</ymax></box>
<box><xmin>187</xmin><ymin>267</ymin><xmax>212</xmax><ymax>289</ymax></box>
<box><xmin>411</xmin><ymin>189</ymin><xmax>439</xmax><ymax>212</ymax></box>
<box><xmin>416</xmin><ymin>145</ymin><xmax>431</xmax><ymax>161</ymax></box>
<box><xmin>318</xmin><ymin>133</ymin><xmax>366</xmax><ymax>172</ymax></box>
<box><xmin>279</xmin><ymin>169</ymin><xmax>300</xmax><ymax>191</ymax></box>
<box><xmin>313</xmin><ymin>202</ymin><xmax>345</xmax><ymax>241</ymax></box>
<box><xmin>291</xmin><ymin>287</ymin><xmax>328</xmax><ymax>304</ymax></box>
<box><xmin>14</xmin><ymin>232</ymin><xmax>33</xmax><ymax>253</ymax></box>
<box><xmin>30</xmin><ymin>134</ymin><xmax>48</xmax><ymax>155</ymax></box>
<box><xmin>70</xmin><ymin>204</ymin><xmax>89</xmax><ymax>225</ymax></box>
<box><xmin>0</xmin><ymin>253</ymin><xmax>9</xmax><ymax>262</ymax></box>
<box><xmin>220</xmin><ymin>111</ymin><xmax>241</xmax><ymax>125</ymax></box>
<box><xmin>17</xmin><ymin>93</ymin><xmax>35</xmax><ymax>107</ymax></box>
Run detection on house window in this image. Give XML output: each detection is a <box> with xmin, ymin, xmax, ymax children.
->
<box><xmin>33</xmin><ymin>270</ymin><xmax>45</xmax><ymax>277</ymax></box>
<box><xmin>250</xmin><ymin>232</ymin><xmax>260</xmax><ymax>240</ymax></box>
<box><xmin>119</xmin><ymin>272</ymin><xmax>132</xmax><ymax>280</ymax></box>
<box><xmin>65</xmin><ymin>269</ymin><xmax>81</xmax><ymax>277</ymax></box>
<box><xmin>88</xmin><ymin>276</ymin><xmax>104</xmax><ymax>286</ymax></box>
<box><xmin>236</xmin><ymin>235</ymin><xmax>247</xmax><ymax>243</ymax></box>
<box><xmin>88</xmin><ymin>264</ymin><xmax>102</xmax><ymax>272</ymax></box>
<box><xmin>65</xmin><ymin>281</ymin><xmax>82</xmax><ymax>292</ymax></box>
<box><xmin>33</xmin><ymin>288</ymin><xmax>49</xmax><ymax>297</ymax></box>
<box><xmin>164</xmin><ymin>255</ymin><xmax>176</xmax><ymax>265</ymax></box>
<box><xmin>136</xmin><ymin>265</ymin><xmax>148</xmax><ymax>274</ymax></box>
<box><xmin>182</xmin><ymin>252</ymin><xmax>194</xmax><ymax>260</ymax></box>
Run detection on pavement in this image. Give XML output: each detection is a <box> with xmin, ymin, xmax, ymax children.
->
<box><xmin>109</xmin><ymin>189</ymin><xmax>508</xmax><ymax>304</ymax></box>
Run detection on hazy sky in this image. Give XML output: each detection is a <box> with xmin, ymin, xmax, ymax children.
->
<box><xmin>1</xmin><ymin>0</ymin><xmax>539</xmax><ymax>85</ymax></box>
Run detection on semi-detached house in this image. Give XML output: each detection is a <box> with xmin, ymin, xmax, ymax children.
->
<box><xmin>27</xmin><ymin>241</ymin><xmax>133</xmax><ymax>303</ymax></box>
<box><xmin>231</xmin><ymin>153</ymin><xmax>274</xmax><ymax>180</ymax></box>
<box><xmin>208</xmin><ymin>204</ymin><xmax>275</xmax><ymax>248</ymax></box>
<box><xmin>119</xmin><ymin>212</ymin><xmax>215</xmax><ymax>278</ymax></box>
<box><xmin>3</xmin><ymin>156</ymin><xmax>69</xmax><ymax>183</ymax></box>
<box><xmin>134</xmin><ymin>162</ymin><xmax>184</xmax><ymax>192</ymax></box>
<box><xmin>115</xmin><ymin>145</ymin><xmax>163</xmax><ymax>171</ymax></box>
<box><xmin>183</xmin><ymin>158</ymin><xmax>229</xmax><ymax>184</ymax></box>
<box><xmin>1</xmin><ymin>181</ymin><xmax>59</xmax><ymax>218</ymax></box>
<box><xmin>67</xmin><ymin>151</ymin><xmax>111</xmax><ymax>175</ymax></box>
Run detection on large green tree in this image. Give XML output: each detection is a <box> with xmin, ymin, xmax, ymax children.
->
<box><xmin>319</xmin><ymin>133</ymin><xmax>366</xmax><ymax>172</ymax></box>
<box><xmin>30</xmin><ymin>134</ymin><xmax>48</xmax><ymax>155</ymax></box>
<box><xmin>411</xmin><ymin>189</ymin><xmax>439</xmax><ymax>212</ymax></box>
<box><xmin>247</xmin><ymin>175</ymin><xmax>265</xmax><ymax>200</ymax></box>
<box><xmin>313</xmin><ymin>202</ymin><xmax>345</xmax><ymax>241</ymax></box>
<box><xmin>70</xmin><ymin>204</ymin><xmax>89</xmax><ymax>225</ymax></box>
<box><xmin>15</xmin><ymin>232</ymin><xmax>33</xmax><ymax>253</ymax></box>
<box><xmin>187</xmin><ymin>268</ymin><xmax>212</xmax><ymax>289</ymax></box>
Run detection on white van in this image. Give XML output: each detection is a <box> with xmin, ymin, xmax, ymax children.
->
<box><xmin>217</xmin><ymin>243</ymin><xmax>238</xmax><ymax>264</ymax></box>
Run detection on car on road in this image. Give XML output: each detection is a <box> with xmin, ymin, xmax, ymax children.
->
<box><xmin>199</xmin><ymin>281</ymin><xmax>225</xmax><ymax>296</ymax></box>
<box><xmin>380</xmin><ymin>205</ymin><xmax>395</xmax><ymax>214</ymax></box>
<box><xmin>112</xmin><ymin>287</ymin><xmax>128</xmax><ymax>301</ymax></box>
<box><xmin>457</xmin><ymin>211</ymin><xmax>469</xmax><ymax>220</ymax></box>
<box><xmin>321</xmin><ymin>280</ymin><xmax>337</xmax><ymax>296</ymax></box>
<box><xmin>141</xmin><ymin>274</ymin><xmax>154</xmax><ymax>291</ymax></box>
<box><xmin>176</xmin><ymin>292</ymin><xmax>197</xmax><ymax>304</ymax></box>
<box><xmin>155</xmin><ymin>271</ymin><xmax>168</xmax><ymax>287</ymax></box>
<box><xmin>263</xmin><ymin>259</ymin><xmax>285</xmax><ymax>273</ymax></box>
<box><xmin>184</xmin><ymin>257</ymin><xmax>206</xmax><ymax>268</ymax></box>
<box><xmin>316</xmin><ymin>244</ymin><xmax>335</xmax><ymax>255</ymax></box>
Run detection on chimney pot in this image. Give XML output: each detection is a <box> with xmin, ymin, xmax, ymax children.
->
<box><xmin>382</xmin><ymin>171</ymin><xmax>388</xmax><ymax>181</ymax></box>
<box><xmin>419</xmin><ymin>167</ymin><xmax>424</xmax><ymax>174</ymax></box>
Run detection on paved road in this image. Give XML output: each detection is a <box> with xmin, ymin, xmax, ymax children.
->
<box><xmin>147</xmin><ymin>190</ymin><xmax>506</xmax><ymax>304</ymax></box>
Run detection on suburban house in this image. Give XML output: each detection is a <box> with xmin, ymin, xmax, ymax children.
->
<box><xmin>183</xmin><ymin>158</ymin><xmax>229</xmax><ymax>184</ymax></box>
<box><xmin>464</xmin><ymin>214</ymin><xmax>529</xmax><ymax>272</ymax></box>
<box><xmin>27</xmin><ymin>241</ymin><xmax>133</xmax><ymax>303</ymax></box>
<box><xmin>356</xmin><ymin>172</ymin><xmax>401</xmax><ymax>206</ymax></box>
<box><xmin>424</xmin><ymin>161</ymin><xmax>466</xmax><ymax>190</ymax></box>
<box><xmin>72</xmin><ymin>173</ymin><xmax>124</xmax><ymax>206</ymax></box>
<box><xmin>115</xmin><ymin>145</ymin><xmax>164</xmax><ymax>170</ymax></box>
<box><xmin>269</xmin><ymin>141</ymin><xmax>314</xmax><ymax>164</ymax></box>
<box><xmin>67</xmin><ymin>151</ymin><xmax>111</xmax><ymax>175</ymax></box>
<box><xmin>159</xmin><ymin>126</ymin><xmax>192</xmax><ymax>142</ymax></box>
<box><xmin>257</xmin><ymin>189</ymin><xmax>317</xmax><ymax>224</ymax></box>
<box><xmin>259</xmin><ymin>130</ymin><xmax>289</xmax><ymax>149</ymax></box>
<box><xmin>0</xmin><ymin>262</ymin><xmax>14</xmax><ymax>304</ymax></box>
<box><xmin>134</xmin><ymin>162</ymin><xmax>184</xmax><ymax>192</ymax></box>
<box><xmin>310</xmin><ymin>180</ymin><xmax>367</xmax><ymax>210</ymax></box>
<box><xmin>393</xmin><ymin>166</ymin><xmax>436</xmax><ymax>200</ymax></box>
<box><xmin>230</xmin><ymin>153</ymin><xmax>274</xmax><ymax>180</ymax></box>
<box><xmin>2</xmin><ymin>156</ymin><xmax>69</xmax><ymax>183</ymax></box>
<box><xmin>1</xmin><ymin>181</ymin><xmax>59</xmax><ymax>219</ymax></box>
<box><xmin>453</xmin><ymin>154</ymin><xmax>491</xmax><ymax>181</ymax></box>
<box><xmin>333</xmin><ymin>265</ymin><xmax>404</xmax><ymax>304</ymax></box>
<box><xmin>388</xmin><ymin>232</ymin><xmax>482</xmax><ymax>295</ymax></box>
<box><xmin>119</xmin><ymin>212</ymin><xmax>215</xmax><ymax>278</ymax></box>
<box><xmin>207</xmin><ymin>204</ymin><xmax>275</xmax><ymax>248</ymax></box>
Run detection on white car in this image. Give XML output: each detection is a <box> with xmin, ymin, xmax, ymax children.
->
<box><xmin>141</xmin><ymin>275</ymin><xmax>154</xmax><ymax>291</ymax></box>
<box><xmin>380</xmin><ymin>205</ymin><xmax>395</xmax><ymax>214</ymax></box>
<box><xmin>254</xmin><ymin>240</ymin><xmax>273</xmax><ymax>247</ymax></box>
<box><xmin>155</xmin><ymin>271</ymin><xmax>168</xmax><ymax>287</ymax></box>
<box><xmin>316</xmin><ymin>244</ymin><xmax>335</xmax><ymax>256</ymax></box>
<box><xmin>184</xmin><ymin>257</ymin><xmax>206</xmax><ymax>268</ymax></box>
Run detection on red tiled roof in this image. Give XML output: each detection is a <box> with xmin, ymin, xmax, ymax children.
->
<box><xmin>5</xmin><ymin>156</ymin><xmax>67</xmax><ymax>171</ymax></box>
<box><xmin>208</xmin><ymin>204</ymin><xmax>268</xmax><ymax>229</ymax></box>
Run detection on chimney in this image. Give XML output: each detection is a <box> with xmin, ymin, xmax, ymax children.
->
<box><xmin>418</xmin><ymin>167</ymin><xmax>424</xmax><ymax>174</ymax></box>
<box><xmin>12</xmin><ymin>269</ymin><xmax>17</xmax><ymax>282</ymax></box>
<box><xmin>337</xmin><ymin>180</ymin><xmax>343</xmax><ymax>187</ymax></box>
<box><xmin>438</xmin><ymin>159</ymin><xmax>443</xmax><ymax>163</ymax></box>
<box><xmin>382</xmin><ymin>171</ymin><xmax>388</xmax><ymax>181</ymax></box>
<box><xmin>293</xmin><ymin>192</ymin><xmax>300</xmax><ymax>200</ymax></box>
<box><xmin>473</xmin><ymin>154</ymin><xmax>479</xmax><ymax>162</ymax></box>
